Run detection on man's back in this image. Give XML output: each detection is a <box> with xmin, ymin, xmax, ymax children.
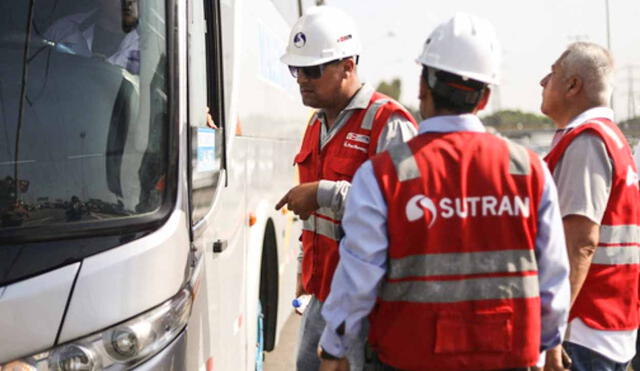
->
<box><xmin>368</xmin><ymin>130</ymin><xmax>546</xmax><ymax>370</ymax></box>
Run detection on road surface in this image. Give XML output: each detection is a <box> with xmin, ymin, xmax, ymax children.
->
<box><xmin>264</xmin><ymin>311</ymin><xmax>301</xmax><ymax>370</ymax></box>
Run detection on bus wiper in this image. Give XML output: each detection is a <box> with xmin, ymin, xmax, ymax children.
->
<box><xmin>14</xmin><ymin>0</ymin><xmax>36</xmax><ymax>202</ymax></box>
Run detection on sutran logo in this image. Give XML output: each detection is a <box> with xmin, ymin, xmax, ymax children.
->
<box><xmin>405</xmin><ymin>194</ymin><xmax>531</xmax><ymax>227</ymax></box>
<box><xmin>406</xmin><ymin>195</ymin><xmax>437</xmax><ymax>227</ymax></box>
<box><xmin>293</xmin><ymin>32</ymin><xmax>306</xmax><ymax>48</ymax></box>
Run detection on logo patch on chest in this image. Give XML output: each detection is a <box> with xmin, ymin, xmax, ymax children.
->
<box><xmin>346</xmin><ymin>132</ymin><xmax>370</xmax><ymax>144</ymax></box>
<box><xmin>343</xmin><ymin>142</ymin><xmax>368</xmax><ymax>153</ymax></box>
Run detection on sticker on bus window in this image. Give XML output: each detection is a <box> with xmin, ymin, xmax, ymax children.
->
<box><xmin>196</xmin><ymin>128</ymin><xmax>217</xmax><ymax>172</ymax></box>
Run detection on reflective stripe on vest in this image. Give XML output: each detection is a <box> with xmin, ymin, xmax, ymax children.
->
<box><xmin>593</xmin><ymin>225</ymin><xmax>640</xmax><ymax>265</ymax></box>
<box><xmin>361</xmin><ymin>99</ymin><xmax>391</xmax><ymax>130</ymax></box>
<box><xmin>505</xmin><ymin>140</ymin><xmax>531</xmax><ymax>175</ymax></box>
<box><xmin>593</xmin><ymin>246</ymin><xmax>640</xmax><ymax>265</ymax></box>
<box><xmin>388</xmin><ymin>249</ymin><xmax>538</xmax><ymax>280</ymax></box>
<box><xmin>302</xmin><ymin>208</ymin><xmax>343</xmax><ymax>242</ymax></box>
<box><xmin>315</xmin><ymin>207</ymin><xmax>338</xmax><ymax>221</ymax></box>
<box><xmin>388</xmin><ymin>142</ymin><xmax>421</xmax><ymax>182</ymax></box>
<box><xmin>599</xmin><ymin>224</ymin><xmax>640</xmax><ymax>245</ymax></box>
<box><xmin>381</xmin><ymin>275</ymin><xmax>539</xmax><ymax>303</ymax></box>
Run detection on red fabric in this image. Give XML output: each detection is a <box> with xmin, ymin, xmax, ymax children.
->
<box><xmin>295</xmin><ymin>92</ymin><xmax>416</xmax><ymax>301</ymax></box>
<box><xmin>369</xmin><ymin>132</ymin><xmax>544</xmax><ymax>370</ymax></box>
<box><xmin>545</xmin><ymin>118</ymin><xmax>640</xmax><ymax>331</ymax></box>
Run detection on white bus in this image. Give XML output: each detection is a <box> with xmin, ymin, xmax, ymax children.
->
<box><xmin>0</xmin><ymin>0</ymin><xmax>311</xmax><ymax>369</ymax></box>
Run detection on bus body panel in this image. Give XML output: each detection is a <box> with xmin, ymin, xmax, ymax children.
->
<box><xmin>181</xmin><ymin>0</ymin><xmax>307</xmax><ymax>369</ymax></box>
<box><xmin>0</xmin><ymin>263</ymin><xmax>80</xmax><ymax>362</ymax></box>
<box><xmin>196</xmin><ymin>137</ymin><xmax>251</xmax><ymax>369</ymax></box>
<box><xmin>241</xmin><ymin>136</ymin><xmax>302</xmax><ymax>370</ymax></box>
<box><xmin>58</xmin><ymin>209</ymin><xmax>191</xmax><ymax>343</ymax></box>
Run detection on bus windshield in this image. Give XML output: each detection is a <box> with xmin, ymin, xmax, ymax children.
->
<box><xmin>0</xmin><ymin>0</ymin><xmax>170</xmax><ymax>240</ymax></box>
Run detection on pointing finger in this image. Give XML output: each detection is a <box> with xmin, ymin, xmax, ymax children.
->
<box><xmin>275</xmin><ymin>192</ymin><xmax>290</xmax><ymax>210</ymax></box>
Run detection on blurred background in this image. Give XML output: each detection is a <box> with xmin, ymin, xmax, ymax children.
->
<box><xmin>275</xmin><ymin>0</ymin><xmax>640</xmax><ymax>155</ymax></box>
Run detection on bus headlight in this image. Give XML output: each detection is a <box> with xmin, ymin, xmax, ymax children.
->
<box><xmin>108</xmin><ymin>328</ymin><xmax>144</xmax><ymax>358</ymax></box>
<box><xmin>0</xmin><ymin>287</ymin><xmax>192</xmax><ymax>370</ymax></box>
<box><xmin>102</xmin><ymin>287</ymin><xmax>191</xmax><ymax>365</ymax></box>
<box><xmin>49</xmin><ymin>344</ymin><xmax>99</xmax><ymax>371</ymax></box>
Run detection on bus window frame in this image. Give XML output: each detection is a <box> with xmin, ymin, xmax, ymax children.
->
<box><xmin>187</xmin><ymin>0</ymin><xmax>226</xmax><ymax>231</ymax></box>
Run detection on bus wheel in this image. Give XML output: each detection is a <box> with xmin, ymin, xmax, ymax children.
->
<box><xmin>259</xmin><ymin>220</ymin><xmax>278</xmax><ymax>351</ymax></box>
<box><xmin>255</xmin><ymin>301</ymin><xmax>265</xmax><ymax>371</ymax></box>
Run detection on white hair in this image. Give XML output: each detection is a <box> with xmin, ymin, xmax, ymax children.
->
<box><xmin>560</xmin><ymin>42</ymin><xmax>614</xmax><ymax>106</ymax></box>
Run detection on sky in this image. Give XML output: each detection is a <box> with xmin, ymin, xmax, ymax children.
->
<box><xmin>325</xmin><ymin>0</ymin><xmax>640</xmax><ymax>120</ymax></box>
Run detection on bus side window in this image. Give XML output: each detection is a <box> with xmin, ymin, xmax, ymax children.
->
<box><xmin>189</xmin><ymin>0</ymin><xmax>223</xmax><ymax>225</ymax></box>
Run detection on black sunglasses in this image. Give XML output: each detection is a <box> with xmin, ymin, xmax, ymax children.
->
<box><xmin>288</xmin><ymin>58</ymin><xmax>344</xmax><ymax>80</ymax></box>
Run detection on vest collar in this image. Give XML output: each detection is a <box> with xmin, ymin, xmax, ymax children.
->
<box><xmin>565</xmin><ymin>106</ymin><xmax>614</xmax><ymax>130</ymax></box>
<box><xmin>345</xmin><ymin>83</ymin><xmax>375</xmax><ymax>110</ymax></box>
<box><xmin>418</xmin><ymin>114</ymin><xmax>486</xmax><ymax>135</ymax></box>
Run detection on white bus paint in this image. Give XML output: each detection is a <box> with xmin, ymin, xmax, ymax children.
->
<box><xmin>0</xmin><ymin>0</ymin><xmax>308</xmax><ymax>369</ymax></box>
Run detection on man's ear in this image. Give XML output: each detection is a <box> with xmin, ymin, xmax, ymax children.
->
<box><xmin>343</xmin><ymin>58</ymin><xmax>356</xmax><ymax>76</ymax></box>
<box><xmin>474</xmin><ymin>87</ymin><xmax>491</xmax><ymax>112</ymax></box>
<box><xmin>566</xmin><ymin>75</ymin><xmax>583</xmax><ymax>98</ymax></box>
<box><xmin>418</xmin><ymin>77</ymin><xmax>428</xmax><ymax>100</ymax></box>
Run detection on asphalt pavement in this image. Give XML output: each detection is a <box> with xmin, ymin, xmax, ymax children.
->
<box><xmin>264</xmin><ymin>311</ymin><xmax>301</xmax><ymax>370</ymax></box>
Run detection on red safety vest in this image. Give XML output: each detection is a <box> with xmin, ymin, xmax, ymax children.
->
<box><xmin>545</xmin><ymin>118</ymin><xmax>640</xmax><ymax>331</ymax></box>
<box><xmin>369</xmin><ymin>131</ymin><xmax>545</xmax><ymax>370</ymax></box>
<box><xmin>295</xmin><ymin>92</ymin><xmax>416</xmax><ymax>301</ymax></box>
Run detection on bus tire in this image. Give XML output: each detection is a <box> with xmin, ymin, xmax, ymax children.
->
<box><xmin>259</xmin><ymin>219</ymin><xmax>278</xmax><ymax>352</ymax></box>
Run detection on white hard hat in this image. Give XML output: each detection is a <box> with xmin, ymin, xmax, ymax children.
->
<box><xmin>417</xmin><ymin>13</ymin><xmax>501</xmax><ymax>85</ymax></box>
<box><xmin>281</xmin><ymin>6</ymin><xmax>362</xmax><ymax>67</ymax></box>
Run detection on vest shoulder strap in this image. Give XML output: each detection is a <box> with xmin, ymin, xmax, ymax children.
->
<box><xmin>386</xmin><ymin>141</ymin><xmax>421</xmax><ymax>182</ymax></box>
<box><xmin>581</xmin><ymin>119</ymin><xmax>624</xmax><ymax>150</ymax></box>
<box><xmin>503</xmin><ymin>138</ymin><xmax>531</xmax><ymax>176</ymax></box>
<box><xmin>361</xmin><ymin>98</ymin><xmax>392</xmax><ymax>130</ymax></box>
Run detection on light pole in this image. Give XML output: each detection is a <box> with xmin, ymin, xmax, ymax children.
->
<box><xmin>605</xmin><ymin>0</ymin><xmax>615</xmax><ymax>111</ymax></box>
<box><xmin>605</xmin><ymin>0</ymin><xmax>611</xmax><ymax>51</ymax></box>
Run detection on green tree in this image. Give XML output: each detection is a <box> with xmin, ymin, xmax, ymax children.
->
<box><xmin>375</xmin><ymin>78</ymin><xmax>421</xmax><ymax>121</ymax></box>
<box><xmin>482</xmin><ymin>110</ymin><xmax>553</xmax><ymax>131</ymax></box>
<box><xmin>376</xmin><ymin>78</ymin><xmax>402</xmax><ymax>101</ymax></box>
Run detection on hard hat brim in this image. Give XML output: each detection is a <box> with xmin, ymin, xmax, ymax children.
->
<box><xmin>416</xmin><ymin>58</ymin><xmax>499</xmax><ymax>85</ymax></box>
<box><xmin>280</xmin><ymin>52</ymin><xmax>355</xmax><ymax>67</ymax></box>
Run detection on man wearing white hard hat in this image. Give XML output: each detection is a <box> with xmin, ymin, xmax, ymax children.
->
<box><xmin>318</xmin><ymin>13</ymin><xmax>570</xmax><ymax>371</ymax></box>
<box><xmin>275</xmin><ymin>5</ymin><xmax>417</xmax><ymax>370</ymax></box>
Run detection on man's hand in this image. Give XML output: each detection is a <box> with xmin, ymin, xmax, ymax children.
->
<box><xmin>294</xmin><ymin>273</ymin><xmax>308</xmax><ymax>316</ymax></box>
<box><xmin>206</xmin><ymin>107</ymin><xmax>218</xmax><ymax>129</ymax></box>
<box><xmin>275</xmin><ymin>182</ymin><xmax>320</xmax><ymax>220</ymax></box>
<box><xmin>544</xmin><ymin>344</ymin><xmax>569</xmax><ymax>371</ymax></box>
<box><xmin>317</xmin><ymin>347</ymin><xmax>349</xmax><ymax>371</ymax></box>
<box><xmin>319</xmin><ymin>358</ymin><xmax>349</xmax><ymax>371</ymax></box>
